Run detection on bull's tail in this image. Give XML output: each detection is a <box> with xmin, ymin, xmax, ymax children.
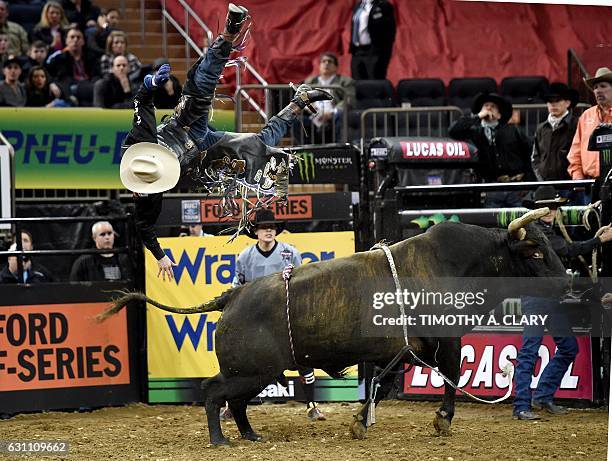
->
<box><xmin>96</xmin><ymin>287</ymin><xmax>241</xmax><ymax>322</ymax></box>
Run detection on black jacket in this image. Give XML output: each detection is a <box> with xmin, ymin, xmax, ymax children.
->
<box><xmin>46</xmin><ymin>49</ymin><xmax>100</xmax><ymax>96</ymax></box>
<box><xmin>70</xmin><ymin>253</ymin><xmax>133</xmax><ymax>282</ymax></box>
<box><xmin>449</xmin><ymin>114</ymin><xmax>533</xmax><ymax>182</ymax></box>
<box><xmin>0</xmin><ymin>261</ymin><xmax>54</xmax><ymax>283</ymax></box>
<box><xmin>349</xmin><ymin>0</ymin><xmax>396</xmax><ymax>55</ymax></box>
<box><xmin>537</xmin><ymin>220</ymin><xmax>601</xmax><ymax>260</ymax></box>
<box><xmin>531</xmin><ymin>112</ymin><xmax>578</xmax><ymax>181</ymax></box>
<box><xmin>94</xmin><ymin>73</ymin><xmax>134</xmax><ymax>108</ymax></box>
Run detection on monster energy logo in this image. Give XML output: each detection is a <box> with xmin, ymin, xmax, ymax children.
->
<box><xmin>410</xmin><ymin>213</ymin><xmax>460</xmax><ymax>229</ymax></box>
<box><xmin>296</xmin><ymin>152</ymin><xmax>315</xmax><ymax>182</ymax></box>
<box><xmin>496</xmin><ymin>206</ymin><xmax>587</xmax><ymax>227</ymax></box>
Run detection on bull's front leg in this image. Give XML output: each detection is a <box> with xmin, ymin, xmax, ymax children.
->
<box><xmin>433</xmin><ymin>337</ymin><xmax>461</xmax><ymax>436</ymax></box>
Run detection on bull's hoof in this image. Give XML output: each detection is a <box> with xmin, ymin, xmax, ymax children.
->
<box><xmin>242</xmin><ymin>431</ymin><xmax>262</xmax><ymax>442</ymax></box>
<box><xmin>210</xmin><ymin>436</ymin><xmax>231</xmax><ymax>446</ymax></box>
<box><xmin>350</xmin><ymin>415</ymin><xmax>367</xmax><ymax>440</ymax></box>
<box><xmin>433</xmin><ymin>411</ymin><xmax>452</xmax><ymax>437</ymax></box>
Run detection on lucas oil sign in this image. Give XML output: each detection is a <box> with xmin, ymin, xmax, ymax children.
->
<box><xmin>400</xmin><ymin>141</ymin><xmax>472</xmax><ymax>159</ymax></box>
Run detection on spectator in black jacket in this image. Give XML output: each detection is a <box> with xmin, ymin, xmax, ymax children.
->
<box><xmin>20</xmin><ymin>41</ymin><xmax>49</xmax><ymax>81</ymax></box>
<box><xmin>62</xmin><ymin>0</ymin><xmax>100</xmax><ymax>33</ymax></box>
<box><xmin>531</xmin><ymin>83</ymin><xmax>579</xmax><ymax>181</ymax></box>
<box><xmin>46</xmin><ymin>26</ymin><xmax>99</xmax><ymax>102</ymax></box>
<box><xmin>0</xmin><ymin>230</ymin><xmax>53</xmax><ymax>284</ymax></box>
<box><xmin>449</xmin><ymin>92</ymin><xmax>533</xmax><ymax>207</ymax></box>
<box><xmin>87</xmin><ymin>8</ymin><xmax>121</xmax><ymax>60</ymax></box>
<box><xmin>32</xmin><ymin>1</ymin><xmax>69</xmax><ymax>54</ymax></box>
<box><xmin>151</xmin><ymin>57</ymin><xmax>181</xmax><ymax>109</ymax></box>
<box><xmin>70</xmin><ymin>221</ymin><xmax>132</xmax><ymax>282</ymax></box>
<box><xmin>93</xmin><ymin>54</ymin><xmax>133</xmax><ymax>108</ymax></box>
<box><xmin>349</xmin><ymin>0</ymin><xmax>396</xmax><ymax>80</ymax></box>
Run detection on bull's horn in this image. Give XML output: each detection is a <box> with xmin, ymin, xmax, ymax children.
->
<box><xmin>507</xmin><ymin>207</ymin><xmax>550</xmax><ymax>240</ymax></box>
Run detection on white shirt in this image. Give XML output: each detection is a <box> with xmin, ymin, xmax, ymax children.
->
<box><xmin>356</xmin><ymin>0</ymin><xmax>374</xmax><ymax>46</ymax></box>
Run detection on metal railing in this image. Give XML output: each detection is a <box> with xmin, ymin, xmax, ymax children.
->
<box><xmin>159</xmin><ymin>0</ymin><xmax>268</xmax><ymax>113</ymax></box>
<box><xmin>234</xmin><ymin>84</ymin><xmax>349</xmax><ymax>145</ymax></box>
<box><xmin>568</xmin><ymin>48</ymin><xmax>594</xmax><ymax>105</ymax></box>
<box><xmin>0</xmin><ymin>132</ymin><xmax>14</xmax><ymax>229</ymax></box>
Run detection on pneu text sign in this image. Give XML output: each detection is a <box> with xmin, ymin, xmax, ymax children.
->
<box><xmin>0</xmin><ymin>108</ymin><xmax>235</xmax><ymax>189</ymax></box>
<box><xmin>0</xmin><ymin>303</ymin><xmax>130</xmax><ymax>391</ymax></box>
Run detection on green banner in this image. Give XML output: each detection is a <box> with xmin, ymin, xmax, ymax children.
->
<box><xmin>0</xmin><ymin>107</ymin><xmax>235</xmax><ymax>189</ymax></box>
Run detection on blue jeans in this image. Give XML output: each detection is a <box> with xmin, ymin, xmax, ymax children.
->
<box><xmin>513</xmin><ymin>296</ymin><xmax>579</xmax><ymax>414</ymax></box>
<box><xmin>187</xmin><ymin>38</ymin><xmax>290</xmax><ymax>151</ymax></box>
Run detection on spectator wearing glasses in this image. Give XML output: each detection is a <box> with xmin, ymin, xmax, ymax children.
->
<box><xmin>298</xmin><ymin>52</ymin><xmax>355</xmax><ymax>143</ymax></box>
<box><xmin>70</xmin><ymin>221</ymin><xmax>133</xmax><ymax>282</ymax></box>
<box><xmin>94</xmin><ymin>54</ymin><xmax>133</xmax><ymax>108</ymax></box>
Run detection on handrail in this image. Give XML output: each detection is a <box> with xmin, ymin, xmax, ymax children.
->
<box><xmin>568</xmin><ymin>48</ymin><xmax>590</xmax><ymax>85</ymax></box>
<box><xmin>394</xmin><ymin>179</ymin><xmax>594</xmax><ymax>193</ymax></box>
<box><xmin>234</xmin><ymin>83</ymin><xmax>348</xmax><ymax>136</ymax></box>
<box><xmin>159</xmin><ymin>0</ymin><xmax>268</xmax><ymax>103</ymax></box>
<box><xmin>0</xmin><ymin>131</ymin><xmax>15</xmax><ymax>230</ymax></box>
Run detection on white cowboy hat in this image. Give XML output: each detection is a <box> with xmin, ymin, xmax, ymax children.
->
<box><xmin>585</xmin><ymin>67</ymin><xmax>612</xmax><ymax>89</ymax></box>
<box><xmin>120</xmin><ymin>142</ymin><xmax>180</xmax><ymax>193</ymax></box>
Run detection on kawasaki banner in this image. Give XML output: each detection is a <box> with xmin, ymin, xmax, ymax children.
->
<box><xmin>0</xmin><ymin>108</ymin><xmax>235</xmax><ymax>189</ymax></box>
<box><xmin>145</xmin><ymin>232</ymin><xmax>359</xmax><ymax>403</ymax></box>
<box><xmin>290</xmin><ymin>143</ymin><xmax>360</xmax><ymax>185</ymax></box>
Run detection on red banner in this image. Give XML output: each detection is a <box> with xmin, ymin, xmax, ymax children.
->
<box><xmin>400</xmin><ymin>141</ymin><xmax>472</xmax><ymax>159</ymax></box>
<box><xmin>0</xmin><ymin>303</ymin><xmax>130</xmax><ymax>391</ymax></box>
<box><xmin>403</xmin><ymin>334</ymin><xmax>592</xmax><ymax>400</ymax></box>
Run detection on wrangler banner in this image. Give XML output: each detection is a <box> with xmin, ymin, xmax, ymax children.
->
<box><xmin>401</xmin><ymin>334</ymin><xmax>593</xmax><ymax>400</ymax></box>
<box><xmin>0</xmin><ymin>108</ymin><xmax>234</xmax><ymax>189</ymax></box>
<box><xmin>145</xmin><ymin>232</ymin><xmax>357</xmax><ymax>402</ymax></box>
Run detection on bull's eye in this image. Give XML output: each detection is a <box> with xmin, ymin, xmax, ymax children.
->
<box><xmin>532</xmin><ymin>252</ymin><xmax>544</xmax><ymax>259</ymax></box>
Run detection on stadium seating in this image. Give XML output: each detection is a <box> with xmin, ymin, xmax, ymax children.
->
<box><xmin>8</xmin><ymin>3</ymin><xmax>43</xmax><ymax>37</ymax></box>
<box><xmin>448</xmin><ymin>77</ymin><xmax>497</xmax><ymax>112</ymax></box>
<box><xmin>396</xmin><ymin>78</ymin><xmax>446</xmax><ymax>107</ymax></box>
<box><xmin>348</xmin><ymin>79</ymin><xmax>397</xmax><ymax>141</ymax></box>
<box><xmin>500</xmin><ymin>76</ymin><xmax>549</xmax><ymax>104</ymax></box>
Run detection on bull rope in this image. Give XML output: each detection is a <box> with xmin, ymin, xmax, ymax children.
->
<box><xmin>370</xmin><ymin>242</ymin><xmax>514</xmax><ymax>409</ymax></box>
<box><xmin>282</xmin><ymin>264</ymin><xmax>298</xmax><ymax>366</ymax></box>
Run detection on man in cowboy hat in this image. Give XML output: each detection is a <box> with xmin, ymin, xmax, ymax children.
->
<box><xmin>531</xmin><ymin>83</ymin><xmax>579</xmax><ymax>181</ymax></box>
<box><xmin>229</xmin><ymin>208</ymin><xmax>326</xmax><ymax>421</ymax></box>
<box><xmin>449</xmin><ymin>92</ymin><xmax>533</xmax><ymax>207</ymax></box>
<box><xmin>120</xmin><ymin>3</ymin><xmax>333</xmax><ymax>281</ymax></box>
<box><xmin>513</xmin><ymin>185</ymin><xmax>612</xmax><ymax>420</ymax></box>
<box><xmin>567</xmin><ymin>67</ymin><xmax>612</xmax><ymax>181</ymax></box>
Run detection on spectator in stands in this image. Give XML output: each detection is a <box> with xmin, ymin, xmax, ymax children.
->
<box><xmin>349</xmin><ymin>0</ymin><xmax>396</xmax><ymax>80</ymax></box>
<box><xmin>0</xmin><ymin>230</ymin><xmax>53</xmax><ymax>284</ymax></box>
<box><xmin>0</xmin><ymin>0</ymin><xmax>29</xmax><ymax>56</ymax></box>
<box><xmin>179</xmin><ymin>223</ymin><xmax>213</xmax><ymax>237</ymax></box>
<box><xmin>152</xmin><ymin>58</ymin><xmax>181</xmax><ymax>109</ymax></box>
<box><xmin>46</xmin><ymin>26</ymin><xmax>99</xmax><ymax>102</ymax></box>
<box><xmin>532</xmin><ymin>83</ymin><xmax>579</xmax><ymax>181</ymax></box>
<box><xmin>87</xmin><ymin>8</ymin><xmax>121</xmax><ymax>59</ymax></box>
<box><xmin>299</xmin><ymin>52</ymin><xmax>354</xmax><ymax>143</ymax></box>
<box><xmin>25</xmin><ymin>65</ymin><xmax>68</xmax><ymax>107</ymax></box>
<box><xmin>93</xmin><ymin>54</ymin><xmax>133</xmax><ymax>108</ymax></box>
<box><xmin>567</xmin><ymin>67</ymin><xmax>612</xmax><ymax>181</ymax></box>
<box><xmin>449</xmin><ymin>92</ymin><xmax>533</xmax><ymax>207</ymax></box>
<box><xmin>32</xmin><ymin>1</ymin><xmax>69</xmax><ymax>54</ymax></box>
<box><xmin>70</xmin><ymin>221</ymin><xmax>132</xmax><ymax>282</ymax></box>
<box><xmin>0</xmin><ymin>32</ymin><xmax>8</xmax><ymax>71</ymax></box>
<box><xmin>0</xmin><ymin>56</ymin><xmax>25</xmax><ymax>106</ymax></box>
<box><xmin>99</xmin><ymin>31</ymin><xmax>141</xmax><ymax>84</ymax></box>
<box><xmin>20</xmin><ymin>41</ymin><xmax>49</xmax><ymax>79</ymax></box>
<box><xmin>62</xmin><ymin>0</ymin><xmax>100</xmax><ymax>33</ymax></box>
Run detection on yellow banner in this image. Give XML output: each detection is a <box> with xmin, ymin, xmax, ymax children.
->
<box><xmin>146</xmin><ymin>232</ymin><xmax>355</xmax><ymax>378</ymax></box>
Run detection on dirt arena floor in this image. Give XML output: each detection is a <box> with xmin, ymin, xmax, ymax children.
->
<box><xmin>1</xmin><ymin>400</ymin><xmax>608</xmax><ymax>460</ymax></box>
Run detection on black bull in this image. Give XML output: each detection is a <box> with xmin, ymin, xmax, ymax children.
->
<box><xmin>101</xmin><ymin>211</ymin><xmax>567</xmax><ymax>445</ymax></box>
